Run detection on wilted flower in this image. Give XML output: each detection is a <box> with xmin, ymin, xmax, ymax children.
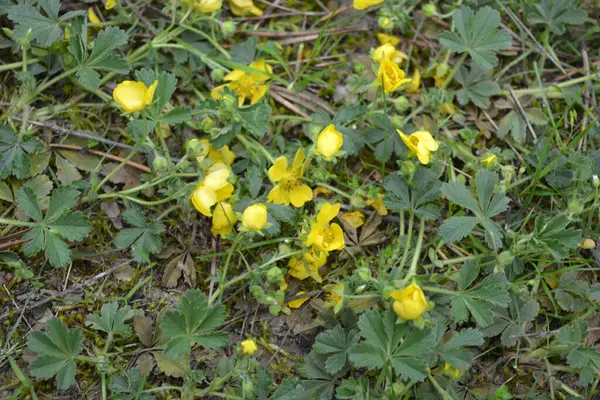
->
<box><xmin>340</xmin><ymin>211</ymin><xmax>365</xmax><ymax>228</ymax></box>
<box><xmin>288</xmin><ymin>249</ymin><xmax>327</xmax><ymax>282</ymax></box>
<box><xmin>113</xmin><ymin>80</ymin><xmax>158</xmax><ymax>113</ymax></box>
<box><xmin>404</xmin><ymin>70</ymin><xmax>421</xmax><ymax>93</ymax></box>
<box><xmin>287</xmin><ymin>291</ymin><xmax>310</xmax><ymax>308</ymax></box>
<box><xmin>267</xmin><ymin>149</ymin><xmax>313</xmax><ymax>207</ymax></box>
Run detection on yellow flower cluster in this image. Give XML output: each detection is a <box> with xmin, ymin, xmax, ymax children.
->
<box><xmin>191</xmin><ymin>162</ymin><xmax>234</xmax><ymax>217</ymax></box>
<box><xmin>211</xmin><ymin>59</ymin><xmax>272</xmax><ymax>106</ymax></box>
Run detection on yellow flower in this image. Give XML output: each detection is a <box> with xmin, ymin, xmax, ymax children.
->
<box><xmin>405</xmin><ymin>70</ymin><xmax>421</xmax><ymax>93</ymax></box>
<box><xmin>195</xmin><ymin>139</ymin><xmax>235</xmax><ymax>166</ymax></box>
<box><xmin>241</xmin><ymin>338</ymin><xmax>258</xmax><ymax>355</ymax></box>
<box><xmin>443</xmin><ymin>363</ymin><xmax>462</xmax><ymax>380</ymax></box>
<box><xmin>398</xmin><ymin>129</ymin><xmax>439</xmax><ymax>165</ymax></box>
<box><xmin>316</xmin><ymin>124</ymin><xmax>343</xmax><ymax>159</ymax></box>
<box><xmin>242</xmin><ymin>204</ymin><xmax>268</xmax><ymax>231</ymax></box>
<box><xmin>267</xmin><ymin>149</ymin><xmax>313</xmax><ymax>208</ymax></box>
<box><xmin>481</xmin><ymin>153</ymin><xmax>497</xmax><ymax>167</ymax></box>
<box><xmin>195</xmin><ymin>0</ymin><xmax>222</xmax><ymax>13</ymax></box>
<box><xmin>211</xmin><ymin>202</ymin><xmax>237</xmax><ymax>236</ymax></box>
<box><xmin>376</xmin><ymin>61</ymin><xmax>411</xmax><ymax>93</ymax></box>
<box><xmin>229</xmin><ymin>0</ymin><xmax>262</xmax><ymax>16</ymax></box>
<box><xmin>287</xmin><ymin>291</ymin><xmax>310</xmax><ymax>308</ymax></box>
<box><xmin>306</xmin><ymin>203</ymin><xmax>345</xmax><ymax>252</ymax></box>
<box><xmin>211</xmin><ymin>59</ymin><xmax>272</xmax><ymax>106</ymax></box>
<box><xmin>326</xmin><ymin>283</ymin><xmax>345</xmax><ymax>313</ymax></box>
<box><xmin>377</xmin><ymin>33</ymin><xmax>401</xmax><ymax>47</ymax></box>
<box><xmin>88</xmin><ymin>8</ymin><xmax>101</xmax><ymax>24</ymax></box>
<box><xmin>288</xmin><ymin>249</ymin><xmax>327</xmax><ymax>282</ymax></box>
<box><xmin>113</xmin><ymin>80</ymin><xmax>158</xmax><ymax>113</ymax></box>
<box><xmin>365</xmin><ymin>193</ymin><xmax>388</xmax><ymax>216</ymax></box>
<box><xmin>340</xmin><ymin>211</ymin><xmax>365</xmax><ymax>228</ymax></box>
<box><xmin>105</xmin><ymin>0</ymin><xmax>117</xmax><ymax>10</ymax></box>
<box><xmin>389</xmin><ymin>283</ymin><xmax>429</xmax><ymax>320</ymax></box>
<box><xmin>353</xmin><ymin>0</ymin><xmax>384</xmax><ymax>10</ymax></box>
<box><xmin>191</xmin><ymin>163</ymin><xmax>234</xmax><ymax>217</ymax></box>
<box><xmin>372</xmin><ymin>44</ymin><xmax>407</xmax><ymax>65</ymax></box>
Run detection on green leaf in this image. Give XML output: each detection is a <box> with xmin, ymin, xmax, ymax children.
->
<box><xmin>27</xmin><ymin>318</ymin><xmax>83</xmax><ymax>389</ymax></box>
<box><xmin>333</xmin><ymin>104</ymin><xmax>367</xmax><ymax>124</ymax></box>
<box><xmin>455</xmin><ymin>64</ymin><xmax>501</xmax><ymax>109</ymax></box>
<box><xmin>0</xmin><ymin>124</ymin><xmax>43</xmax><ymax>179</ymax></box>
<box><xmin>439</xmin><ymin>216</ymin><xmax>479</xmax><ymax>243</ymax></box>
<box><xmin>314</xmin><ymin>326</ymin><xmax>360</xmax><ymax>374</ymax></box>
<box><xmin>7</xmin><ymin>0</ymin><xmax>82</xmax><ymax>47</ymax></box>
<box><xmin>85</xmin><ymin>302</ymin><xmax>135</xmax><ymax>337</ymax></box>
<box><xmin>229</xmin><ymin>37</ymin><xmax>257</xmax><ymax>64</ymax></box>
<box><xmin>159</xmin><ymin>290</ymin><xmax>228</xmax><ymax>357</ymax></box>
<box><xmin>158</xmin><ymin>106</ymin><xmax>192</xmax><ymax>124</ymax></box>
<box><xmin>452</xmin><ymin>270</ymin><xmax>511</xmax><ymax>327</ymax></box>
<box><xmin>338</xmin><ymin>126</ymin><xmax>365</xmax><ymax>156</ymax></box>
<box><xmin>68</xmin><ymin>17</ymin><xmax>129</xmax><ymax>91</ymax></box>
<box><xmin>237</xmin><ymin>102</ymin><xmax>271</xmax><ymax>138</ymax></box>
<box><xmin>150</xmin><ymin>72</ymin><xmax>177</xmax><ymax>116</ymax></box>
<box><xmin>245</xmin><ymin>165</ymin><xmax>263</xmax><ymax>198</ymax></box>
<box><xmin>530</xmin><ymin>214</ymin><xmax>582</xmax><ymax>259</ymax></box>
<box><xmin>441</xmin><ymin>182</ymin><xmax>480</xmax><ymax>213</ymax></box>
<box><xmin>114</xmin><ymin>207</ymin><xmax>165</xmax><ymax>263</ymax></box>
<box><xmin>442</xmin><ymin>328</ymin><xmax>484</xmax><ymax>349</ymax></box>
<box><xmin>299</xmin><ymin>351</ymin><xmax>342</xmax><ymax>400</ymax></box>
<box><xmin>109</xmin><ymin>369</ymin><xmax>151</xmax><ymax>400</ymax></box>
<box><xmin>16</xmin><ymin>186</ymin><xmax>91</xmax><ymax>267</ymax></box>
<box><xmin>439</xmin><ymin>6</ymin><xmax>512</xmax><ymax>69</ymax></box>
<box><xmin>529</xmin><ymin>0</ymin><xmax>587</xmax><ymax>35</ymax></box>
<box><xmin>384</xmin><ymin>168</ymin><xmax>442</xmax><ymax>221</ymax></box>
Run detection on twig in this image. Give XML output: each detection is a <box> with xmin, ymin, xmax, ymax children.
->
<box><xmin>507</xmin><ymin>86</ymin><xmax>538</xmax><ymax>142</ymax></box>
<box><xmin>0</xmin><ymin>261</ymin><xmax>132</xmax><ymax>321</ymax></box>
<box><xmin>254</xmin><ymin>0</ymin><xmax>326</xmax><ymax>16</ymax></box>
<box><xmin>578</xmin><ymin>44</ymin><xmax>590</xmax><ymax>150</ymax></box>
<box><xmin>272</xmin><ymin>86</ymin><xmax>335</xmax><ymax>114</ymax></box>
<box><xmin>271</xmin><ymin>88</ymin><xmax>317</xmax><ymax>113</ymax></box>
<box><xmin>50</xmin><ymin>143</ymin><xmax>152</xmax><ymax>173</ymax></box>
<box><xmin>318</xmin><ymin>5</ymin><xmax>350</xmax><ymax>23</ymax></box>
<box><xmin>270</xmin><ymin>91</ymin><xmax>311</xmax><ymax>118</ymax></box>
<box><xmin>0</xmin><ymin>239</ymin><xmax>30</xmax><ymax>251</ymax></box>
<box><xmin>277</xmin><ymin>27</ymin><xmax>368</xmax><ymax>46</ymax></box>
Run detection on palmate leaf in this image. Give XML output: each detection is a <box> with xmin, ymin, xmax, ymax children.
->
<box><xmin>481</xmin><ymin>299</ymin><xmax>539</xmax><ymax>347</ymax></box>
<box><xmin>109</xmin><ymin>369</ymin><xmax>151</xmax><ymax>400</ymax></box>
<box><xmin>348</xmin><ymin>309</ymin><xmax>434</xmax><ymax>382</ymax></box>
<box><xmin>451</xmin><ymin>260</ymin><xmax>510</xmax><ymax>327</ymax></box>
<box><xmin>7</xmin><ymin>0</ymin><xmax>83</xmax><ymax>47</ymax></box>
<box><xmin>27</xmin><ymin>318</ymin><xmax>84</xmax><ymax>389</ymax></box>
<box><xmin>114</xmin><ymin>207</ymin><xmax>165</xmax><ymax>263</ymax></box>
<box><xmin>440</xmin><ymin>170</ymin><xmax>510</xmax><ymax>250</ymax></box>
<box><xmin>528</xmin><ymin>0</ymin><xmax>587</xmax><ymax>35</ymax></box>
<box><xmin>298</xmin><ymin>351</ymin><xmax>344</xmax><ymax>400</ymax></box>
<box><xmin>159</xmin><ymin>290</ymin><xmax>228</xmax><ymax>357</ymax></box>
<box><xmin>384</xmin><ymin>168</ymin><xmax>443</xmax><ymax>221</ymax></box>
<box><xmin>0</xmin><ymin>124</ymin><xmax>43</xmax><ymax>180</ymax></box>
<box><xmin>16</xmin><ymin>186</ymin><xmax>91</xmax><ymax>267</ymax></box>
<box><xmin>530</xmin><ymin>214</ymin><xmax>581</xmax><ymax>259</ymax></box>
<box><xmin>237</xmin><ymin>102</ymin><xmax>271</xmax><ymax>138</ymax></box>
<box><xmin>314</xmin><ymin>326</ymin><xmax>360</xmax><ymax>374</ymax></box>
<box><xmin>439</xmin><ymin>6</ymin><xmax>512</xmax><ymax>69</ymax></box>
<box><xmin>86</xmin><ymin>303</ymin><xmax>135</xmax><ymax>337</ymax></box>
<box><xmin>455</xmin><ymin>64</ymin><xmax>501</xmax><ymax>109</ymax></box>
<box><xmin>67</xmin><ymin>17</ymin><xmax>129</xmax><ymax>91</ymax></box>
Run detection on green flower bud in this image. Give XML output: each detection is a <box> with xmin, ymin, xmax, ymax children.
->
<box><xmin>593</xmin><ymin>174</ymin><xmax>599</xmax><ymax>188</ymax></box>
<box><xmin>200</xmin><ymin>117</ymin><xmax>215</xmax><ymax>131</ymax></box>
<box><xmin>210</xmin><ymin>68</ymin><xmax>226</xmax><ymax>82</ymax></box>
<box><xmin>497</xmin><ymin>251</ymin><xmax>514</xmax><ymax>266</ymax></box>
<box><xmin>394</xmin><ymin>96</ymin><xmax>410</xmax><ymax>112</ymax></box>
<box><xmin>353</xmin><ymin>61</ymin><xmax>365</xmax><ymax>73</ymax></box>
<box><xmin>186</xmin><ymin>138</ymin><xmax>203</xmax><ymax>158</ymax></box>
<box><xmin>152</xmin><ymin>156</ymin><xmax>168</xmax><ymax>172</ymax></box>
<box><xmin>266</xmin><ymin>266</ymin><xmax>283</xmax><ymax>283</ymax></box>
<box><xmin>422</xmin><ymin>3</ymin><xmax>437</xmax><ymax>17</ymax></box>
<box><xmin>357</xmin><ymin>266</ymin><xmax>372</xmax><ymax>282</ymax></box>
<box><xmin>221</xmin><ymin>21</ymin><xmax>236</xmax><ymax>38</ymax></box>
<box><xmin>378</xmin><ymin>17</ymin><xmax>394</xmax><ymax>30</ymax></box>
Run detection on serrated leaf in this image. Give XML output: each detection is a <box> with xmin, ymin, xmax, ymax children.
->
<box><xmin>158</xmin><ymin>106</ymin><xmax>192</xmax><ymax>124</ymax></box>
<box><xmin>439</xmin><ymin>216</ymin><xmax>479</xmax><ymax>243</ymax></box>
<box><xmin>114</xmin><ymin>207</ymin><xmax>165</xmax><ymax>263</ymax></box>
<box><xmin>27</xmin><ymin>318</ymin><xmax>83</xmax><ymax>389</ymax></box>
<box><xmin>384</xmin><ymin>168</ymin><xmax>442</xmax><ymax>220</ymax></box>
<box><xmin>338</xmin><ymin>126</ymin><xmax>364</xmax><ymax>156</ymax></box>
<box><xmin>0</xmin><ymin>124</ymin><xmax>43</xmax><ymax>180</ymax></box>
<box><xmin>439</xmin><ymin>6</ymin><xmax>512</xmax><ymax>69</ymax></box>
<box><xmin>441</xmin><ymin>182</ymin><xmax>480</xmax><ymax>213</ymax></box>
<box><xmin>455</xmin><ymin>64</ymin><xmax>500</xmax><ymax>109</ymax></box>
<box><xmin>529</xmin><ymin>0</ymin><xmax>587</xmax><ymax>35</ymax></box>
<box><xmin>314</xmin><ymin>326</ymin><xmax>359</xmax><ymax>374</ymax></box>
<box><xmin>159</xmin><ymin>290</ymin><xmax>228</xmax><ymax>357</ymax></box>
<box><xmin>109</xmin><ymin>369</ymin><xmax>151</xmax><ymax>400</ymax></box>
<box><xmin>238</xmin><ymin>102</ymin><xmax>271</xmax><ymax>138</ymax></box>
<box><xmin>85</xmin><ymin>303</ymin><xmax>134</xmax><ymax>337</ymax></box>
<box><xmin>16</xmin><ymin>186</ymin><xmax>43</xmax><ymax>222</ymax></box>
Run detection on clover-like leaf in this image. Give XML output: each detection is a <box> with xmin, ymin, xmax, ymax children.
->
<box><xmin>0</xmin><ymin>124</ymin><xmax>43</xmax><ymax>180</ymax></box>
<box><xmin>455</xmin><ymin>64</ymin><xmax>501</xmax><ymax>109</ymax></box>
<box><xmin>86</xmin><ymin>302</ymin><xmax>135</xmax><ymax>337</ymax></box>
<box><xmin>114</xmin><ymin>206</ymin><xmax>165</xmax><ymax>263</ymax></box>
<box><xmin>528</xmin><ymin>0</ymin><xmax>587</xmax><ymax>35</ymax></box>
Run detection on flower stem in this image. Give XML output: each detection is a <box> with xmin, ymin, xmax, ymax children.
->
<box><xmin>397</xmin><ymin>212</ymin><xmax>414</xmax><ymax>272</ymax></box>
<box><xmin>0</xmin><ymin>218</ymin><xmax>37</xmax><ymax>228</ymax></box>
<box><xmin>0</xmin><ymin>58</ymin><xmax>40</xmax><ymax>72</ymax></box>
<box><xmin>400</xmin><ymin>218</ymin><xmax>425</xmax><ymax>286</ymax></box>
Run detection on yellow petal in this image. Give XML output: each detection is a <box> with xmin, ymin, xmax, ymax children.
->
<box><xmin>105</xmin><ymin>0</ymin><xmax>117</xmax><ymax>10</ymax></box>
<box><xmin>353</xmin><ymin>0</ymin><xmax>385</xmax><ymax>10</ymax></box>
<box><xmin>204</xmin><ymin>162</ymin><xmax>230</xmax><ymax>189</ymax></box>
<box><xmin>291</xmin><ymin>148</ymin><xmax>306</xmax><ymax>175</ymax></box>
<box><xmin>376</xmin><ymin>32</ymin><xmax>401</xmax><ymax>46</ymax></box>
<box><xmin>113</xmin><ymin>81</ymin><xmax>148</xmax><ymax>113</ymax></box>
<box><xmin>196</xmin><ymin>0</ymin><xmax>222</xmax><ymax>13</ymax></box>
<box><xmin>88</xmin><ymin>8</ymin><xmax>101</xmax><ymax>24</ymax></box>
<box><xmin>211</xmin><ymin>84</ymin><xmax>229</xmax><ymax>100</ymax></box>
<box><xmin>191</xmin><ymin>185</ymin><xmax>217</xmax><ymax>217</ymax></box>
<box><xmin>316</xmin><ymin>124</ymin><xmax>343</xmax><ymax>159</ymax></box>
<box><xmin>250</xmin><ymin>84</ymin><xmax>268</xmax><ymax>104</ymax></box>
<box><xmin>241</xmin><ymin>338</ymin><xmax>258</xmax><ymax>355</ymax></box>
<box><xmin>340</xmin><ymin>211</ymin><xmax>365</xmax><ymax>228</ymax></box>
<box><xmin>287</xmin><ymin>292</ymin><xmax>310</xmax><ymax>308</ymax></box>
<box><xmin>211</xmin><ymin>202</ymin><xmax>237</xmax><ymax>236</ymax></box>
<box><xmin>317</xmin><ymin>202</ymin><xmax>340</xmax><ymax>225</ymax></box>
<box><xmin>215</xmin><ymin>182</ymin><xmax>234</xmax><ymax>202</ymax></box>
<box><xmin>144</xmin><ymin>80</ymin><xmax>158</xmax><ymax>107</ymax></box>
<box><xmin>405</xmin><ymin>70</ymin><xmax>421</xmax><ymax>93</ymax></box>
<box><xmin>326</xmin><ymin>223</ymin><xmax>345</xmax><ymax>251</ymax></box>
<box><xmin>289</xmin><ymin>183</ymin><xmax>313</xmax><ymax>208</ymax></box>
<box><xmin>268</xmin><ymin>156</ymin><xmax>289</xmax><ymax>182</ymax></box>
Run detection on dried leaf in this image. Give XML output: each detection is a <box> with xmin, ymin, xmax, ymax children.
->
<box><xmin>56</xmin><ymin>154</ymin><xmax>82</xmax><ymax>185</ymax></box>
<box><xmin>134</xmin><ymin>312</ymin><xmax>154</xmax><ymax>347</ymax></box>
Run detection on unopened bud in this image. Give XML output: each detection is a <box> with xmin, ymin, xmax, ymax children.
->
<box><xmin>186</xmin><ymin>138</ymin><xmax>203</xmax><ymax>158</ymax></box>
<box><xmin>357</xmin><ymin>266</ymin><xmax>372</xmax><ymax>282</ymax></box>
<box><xmin>593</xmin><ymin>174</ymin><xmax>599</xmax><ymax>188</ymax></box>
<box><xmin>394</xmin><ymin>96</ymin><xmax>410</xmax><ymax>112</ymax></box>
<box><xmin>581</xmin><ymin>239</ymin><xmax>596</xmax><ymax>249</ymax></box>
<box><xmin>423</xmin><ymin>3</ymin><xmax>437</xmax><ymax>17</ymax></box>
<box><xmin>152</xmin><ymin>156</ymin><xmax>168</xmax><ymax>172</ymax></box>
<box><xmin>568</xmin><ymin>199</ymin><xmax>584</xmax><ymax>215</ymax></box>
<box><xmin>221</xmin><ymin>21</ymin><xmax>236</xmax><ymax>38</ymax></box>
<box><xmin>378</xmin><ymin>17</ymin><xmax>393</xmax><ymax>30</ymax></box>
<box><xmin>210</xmin><ymin>68</ymin><xmax>226</xmax><ymax>82</ymax></box>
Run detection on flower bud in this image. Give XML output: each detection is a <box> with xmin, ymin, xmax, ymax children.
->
<box><xmin>210</xmin><ymin>68</ymin><xmax>226</xmax><ymax>82</ymax></box>
<box><xmin>357</xmin><ymin>266</ymin><xmax>372</xmax><ymax>282</ymax></box>
<box><xmin>593</xmin><ymin>174</ymin><xmax>599</xmax><ymax>188</ymax></box>
<box><xmin>200</xmin><ymin>117</ymin><xmax>215</xmax><ymax>131</ymax></box>
<box><xmin>378</xmin><ymin>17</ymin><xmax>393</xmax><ymax>29</ymax></box>
<box><xmin>353</xmin><ymin>61</ymin><xmax>365</xmax><ymax>73</ymax></box>
<box><xmin>152</xmin><ymin>156</ymin><xmax>168</xmax><ymax>172</ymax></box>
<box><xmin>221</xmin><ymin>21</ymin><xmax>236</xmax><ymax>38</ymax></box>
<box><xmin>422</xmin><ymin>3</ymin><xmax>437</xmax><ymax>17</ymax></box>
<box><xmin>581</xmin><ymin>239</ymin><xmax>596</xmax><ymax>249</ymax></box>
<box><xmin>435</xmin><ymin>63</ymin><xmax>449</xmax><ymax>79</ymax></box>
<box><xmin>497</xmin><ymin>251</ymin><xmax>514</xmax><ymax>266</ymax></box>
<box><xmin>390</xmin><ymin>283</ymin><xmax>430</xmax><ymax>320</ymax></box>
<box><xmin>394</xmin><ymin>96</ymin><xmax>410</xmax><ymax>112</ymax></box>
<box><xmin>186</xmin><ymin>138</ymin><xmax>203</xmax><ymax>158</ymax></box>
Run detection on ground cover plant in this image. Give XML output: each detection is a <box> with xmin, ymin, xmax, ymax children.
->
<box><xmin>1</xmin><ymin>0</ymin><xmax>600</xmax><ymax>398</ymax></box>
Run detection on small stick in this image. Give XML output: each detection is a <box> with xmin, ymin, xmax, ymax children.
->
<box><xmin>271</xmin><ymin>88</ymin><xmax>318</xmax><ymax>113</ymax></box>
<box><xmin>49</xmin><ymin>143</ymin><xmax>152</xmax><ymax>173</ymax></box>
<box><xmin>578</xmin><ymin>44</ymin><xmax>590</xmax><ymax>150</ymax></box>
<box><xmin>318</xmin><ymin>5</ymin><xmax>350</xmax><ymax>23</ymax></box>
<box><xmin>278</xmin><ymin>27</ymin><xmax>368</xmax><ymax>46</ymax></box>
<box><xmin>507</xmin><ymin>86</ymin><xmax>538</xmax><ymax>142</ymax></box>
<box><xmin>511</xmin><ymin>327</ymin><xmax>600</xmax><ymax>339</ymax></box>
<box><xmin>0</xmin><ymin>239</ymin><xmax>30</xmax><ymax>251</ymax></box>
<box><xmin>270</xmin><ymin>90</ymin><xmax>311</xmax><ymax>118</ymax></box>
